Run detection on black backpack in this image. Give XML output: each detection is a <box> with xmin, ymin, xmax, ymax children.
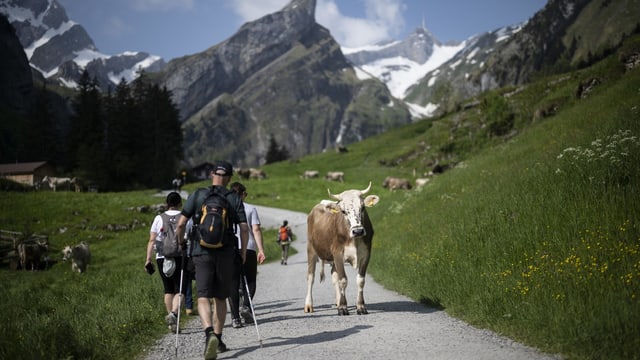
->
<box><xmin>159</xmin><ymin>213</ymin><xmax>182</xmax><ymax>257</ymax></box>
<box><xmin>195</xmin><ymin>187</ymin><xmax>232</xmax><ymax>249</ymax></box>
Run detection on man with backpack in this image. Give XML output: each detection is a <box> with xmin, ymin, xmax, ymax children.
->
<box><xmin>175</xmin><ymin>161</ymin><xmax>249</xmax><ymax>360</ymax></box>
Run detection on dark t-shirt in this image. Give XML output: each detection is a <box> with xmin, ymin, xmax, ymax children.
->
<box><xmin>182</xmin><ymin>185</ymin><xmax>247</xmax><ymax>255</ymax></box>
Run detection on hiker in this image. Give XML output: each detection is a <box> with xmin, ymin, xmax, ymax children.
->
<box><xmin>145</xmin><ymin>191</ymin><xmax>189</xmax><ymax>333</ymax></box>
<box><xmin>175</xmin><ymin>161</ymin><xmax>249</xmax><ymax>360</ymax></box>
<box><xmin>184</xmin><ymin>218</ymin><xmax>196</xmax><ymax>316</ymax></box>
<box><xmin>278</xmin><ymin>220</ymin><xmax>293</xmax><ymax>265</ymax></box>
<box><xmin>228</xmin><ymin>182</ymin><xmax>266</xmax><ymax>328</ymax></box>
<box><xmin>172</xmin><ymin>177</ymin><xmax>182</xmax><ymax>192</ymax></box>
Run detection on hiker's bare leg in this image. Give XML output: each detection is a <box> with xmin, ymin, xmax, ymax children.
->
<box><xmin>164</xmin><ymin>294</ymin><xmax>174</xmax><ymax>313</ymax></box>
<box><xmin>213</xmin><ymin>297</ymin><xmax>226</xmax><ymax>334</ymax></box>
<box><xmin>198</xmin><ymin>297</ymin><xmax>213</xmax><ymax>329</ymax></box>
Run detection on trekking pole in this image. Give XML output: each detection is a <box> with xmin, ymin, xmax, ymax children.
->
<box><xmin>243</xmin><ymin>274</ymin><xmax>263</xmax><ymax>347</ymax></box>
<box><xmin>175</xmin><ymin>256</ymin><xmax>185</xmax><ymax>357</ymax></box>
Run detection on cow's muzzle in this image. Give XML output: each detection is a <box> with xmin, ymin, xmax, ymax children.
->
<box><xmin>350</xmin><ymin>226</ymin><xmax>366</xmax><ymax>238</ymax></box>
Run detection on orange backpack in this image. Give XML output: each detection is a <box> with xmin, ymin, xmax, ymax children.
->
<box><xmin>278</xmin><ymin>226</ymin><xmax>289</xmax><ymax>241</ymax></box>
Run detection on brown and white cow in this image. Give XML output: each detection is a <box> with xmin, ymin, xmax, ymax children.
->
<box><xmin>17</xmin><ymin>238</ymin><xmax>49</xmax><ymax>271</ymax></box>
<box><xmin>236</xmin><ymin>168</ymin><xmax>251</xmax><ymax>180</ymax></box>
<box><xmin>249</xmin><ymin>168</ymin><xmax>267</xmax><ymax>180</ymax></box>
<box><xmin>70</xmin><ymin>177</ymin><xmax>84</xmax><ymax>192</ymax></box>
<box><xmin>305</xmin><ymin>182</ymin><xmax>380</xmax><ymax>315</ymax></box>
<box><xmin>325</xmin><ymin>171</ymin><xmax>344</xmax><ymax>182</ymax></box>
<box><xmin>382</xmin><ymin>176</ymin><xmax>412</xmax><ymax>190</ymax></box>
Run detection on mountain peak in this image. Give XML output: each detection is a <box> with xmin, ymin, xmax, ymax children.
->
<box><xmin>283</xmin><ymin>0</ymin><xmax>316</xmax><ymax>19</ymax></box>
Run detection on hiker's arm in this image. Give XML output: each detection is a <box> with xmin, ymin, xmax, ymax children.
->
<box><xmin>252</xmin><ymin>223</ymin><xmax>266</xmax><ymax>264</ymax></box>
<box><xmin>239</xmin><ymin>222</ymin><xmax>249</xmax><ymax>264</ymax></box>
<box><xmin>176</xmin><ymin>215</ymin><xmax>188</xmax><ymax>247</ymax></box>
<box><xmin>146</xmin><ymin>231</ymin><xmax>157</xmax><ymax>266</ymax></box>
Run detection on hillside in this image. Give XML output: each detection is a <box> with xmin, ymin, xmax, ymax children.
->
<box><xmin>246</xmin><ymin>35</ymin><xmax>640</xmax><ymax>359</ymax></box>
<box><xmin>0</xmin><ymin>28</ymin><xmax>638</xmax><ymax>360</ymax></box>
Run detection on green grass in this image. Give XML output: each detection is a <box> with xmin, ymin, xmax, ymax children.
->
<box><xmin>1</xmin><ymin>37</ymin><xmax>639</xmax><ymax>359</ymax></box>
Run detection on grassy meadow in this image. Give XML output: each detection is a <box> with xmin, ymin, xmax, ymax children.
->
<box><xmin>1</xmin><ymin>37</ymin><xmax>639</xmax><ymax>359</ymax></box>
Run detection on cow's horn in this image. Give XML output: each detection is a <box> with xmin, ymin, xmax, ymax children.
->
<box><xmin>328</xmin><ymin>188</ymin><xmax>342</xmax><ymax>200</ymax></box>
<box><xmin>361</xmin><ymin>181</ymin><xmax>372</xmax><ymax>195</ymax></box>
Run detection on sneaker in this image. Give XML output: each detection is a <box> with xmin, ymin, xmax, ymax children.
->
<box><xmin>204</xmin><ymin>333</ymin><xmax>218</xmax><ymax>360</ymax></box>
<box><xmin>232</xmin><ymin>318</ymin><xmax>242</xmax><ymax>328</ymax></box>
<box><xmin>165</xmin><ymin>312</ymin><xmax>177</xmax><ymax>333</ymax></box>
<box><xmin>241</xmin><ymin>307</ymin><xmax>254</xmax><ymax>324</ymax></box>
<box><xmin>185</xmin><ymin>309</ymin><xmax>193</xmax><ymax>316</ymax></box>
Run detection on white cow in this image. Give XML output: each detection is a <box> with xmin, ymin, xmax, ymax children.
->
<box><xmin>325</xmin><ymin>171</ymin><xmax>344</xmax><ymax>182</ymax></box>
<box><xmin>62</xmin><ymin>242</ymin><xmax>91</xmax><ymax>273</ymax></box>
<box><xmin>303</xmin><ymin>170</ymin><xmax>319</xmax><ymax>179</ymax></box>
<box><xmin>41</xmin><ymin>176</ymin><xmax>71</xmax><ymax>192</ymax></box>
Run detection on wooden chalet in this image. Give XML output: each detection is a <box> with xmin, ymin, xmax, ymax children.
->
<box><xmin>0</xmin><ymin>161</ymin><xmax>55</xmax><ymax>186</ymax></box>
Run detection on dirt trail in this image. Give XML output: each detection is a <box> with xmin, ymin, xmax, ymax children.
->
<box><xmin>141</xmin><ymin>204</ymin><xmax>561</xmax><ymax>360</ymax></box>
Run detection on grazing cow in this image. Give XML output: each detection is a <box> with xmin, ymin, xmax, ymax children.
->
<box><xmin>62</xmin><ymin>242</ymin><xmax>91</xmax><ymax>273</ymax></box>
<box><xmin>249</xmin><ymin>168</ymin><xmax>267</xmax><ymax>180</ymax></box>
<box><xmin>17</xmin><ymin>238</ymin><xmax>49</xmax><ymax>271</ymax></box>
<box><xmin>236</xmin><ymin>168</ymin><xmax>251</xmax><ymax>180</ymax></box>
<box><xmin>303</xmin><ymin>170</ymin><xmax>319</xmax><ymax>179</ymax></box>
<box><xmin>41</xmin><ymin>176</ymin><xmax>71</xmax><ymax>192</ymax></box>
<box><xmin>382</xmin><ymin>176</ymin><xmax>412</xmax><ymax>190</ymax></box>
<box><xmin>70</xmin><ymin>177</ymin><xmax>84</xmax><ymax>192</ymax></box>
<box><xmin>325</xmin><ymin>171</ymin><xmax>344</xmax><ymax>182</ymax></box>
<box><xmin>305</xmin><ymin>182</ymin><xmax>380</xmax><ymax>315</ymax></box>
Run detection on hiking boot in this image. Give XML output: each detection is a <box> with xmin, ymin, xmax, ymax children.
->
<box><xmin>204</xmin><ymin>333</ymin><xmax>218</xmax><ymax>360</ymax></box>
<box><xmin>232</xmin><ymin>318</ymin><xmax>242</xmax><ymax>328</ymax></box>
<box><xmin>241</xmin><ymin>306</ymin><xmax>254</xmax><ymax>324</ymax></box>
<box><xmin>217</xmin><ymin>338</ymin><xmax>228</xmax><ymax>353</ymax></box>
<box><xmin>185</xmin><ymin>308</ymin><xmax>193</xmax><ymax>316</ymax></box>
<box><xmin>165</xmin><ymin>312</ymin><xmax>177</xmax><ymax>333</ymax></box>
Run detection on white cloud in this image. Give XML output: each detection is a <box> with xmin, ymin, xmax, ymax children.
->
<box><xmin>229</xmin><ymin>0</ymin><xmax>289</xmax><ymax>22</ymax></box>
<box><xmin>227</xmin><ymin>0</ymin><xmax>407</xmax><ymax>48</ymax></box>
<box><xmin>131</xmin><ymin>0</ymin><xmax>194</xmax><ymax>12</ymax></box>
<box><xmin>317</xmin><ymin>0</ymin><xmax>405</xmax><ymax>47</ymax></box>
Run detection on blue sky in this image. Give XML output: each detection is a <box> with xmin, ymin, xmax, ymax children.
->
<box><xmin>57</xmin><ymin>0</ymin><xmax>547</xmax><ymax>61</ymax></box>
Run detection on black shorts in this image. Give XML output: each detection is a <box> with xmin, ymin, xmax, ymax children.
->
<box><xmin>193</xmin><ymin>247</ymin><xmax>235</xmax><ymax>299</ymax></box>
<box><xmin>157</xmin><ymin>257</ymin><xmax>188</xmax><ymax>295</ymax></box>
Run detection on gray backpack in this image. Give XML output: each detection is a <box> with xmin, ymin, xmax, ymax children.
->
<box><xmin>160</xmin><ymin>213</ymin><xmax>182</xmax><ymax>257</ymax></box>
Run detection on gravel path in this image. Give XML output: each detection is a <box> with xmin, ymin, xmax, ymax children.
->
<box><xmin>140</xmin><ymin>204</ymin><xmax>561</xmax><ymax>360</ymax></box>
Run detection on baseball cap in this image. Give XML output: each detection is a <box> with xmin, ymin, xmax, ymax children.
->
<box><xmin>213</xmin><ymin>161</ymin><xmax>233</xmax><ymax>176</ymax></box>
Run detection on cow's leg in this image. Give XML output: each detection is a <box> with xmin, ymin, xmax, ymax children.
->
<box><xmin>304</xmin><ymin>250</ymin><xmax>318</xmax><ymax>313</ymax></box>
<box><xmin>356</xmin><ymin>272</ymin><xmax>367</xmax><ymax>314</ymax></box>
<box><xmin>332</xmin><ymin>257</ymin><xmax>349</xmax><ymax>315</ymax></box>
<box><xmin>356</xmin><ymin>255</ymin><xmax>370</xmax><ymax>315</ymax></box>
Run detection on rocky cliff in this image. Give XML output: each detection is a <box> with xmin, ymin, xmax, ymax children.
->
<box><xmin>154</xmin><ymin>0</ymin><xmax>411</xmax><ymax>166</ymax></box>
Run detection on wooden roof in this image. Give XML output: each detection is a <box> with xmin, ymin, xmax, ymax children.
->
<box><xmin>0</xmin><ymin>161</ymin><xmax>49</xmax><ymax>175</ymax></box>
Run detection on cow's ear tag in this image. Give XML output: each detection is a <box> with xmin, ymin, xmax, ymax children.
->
<box><xmin>330</xmin><ymin>208</ymin><xmax>339</xmax><ymax>214</ymax></box>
